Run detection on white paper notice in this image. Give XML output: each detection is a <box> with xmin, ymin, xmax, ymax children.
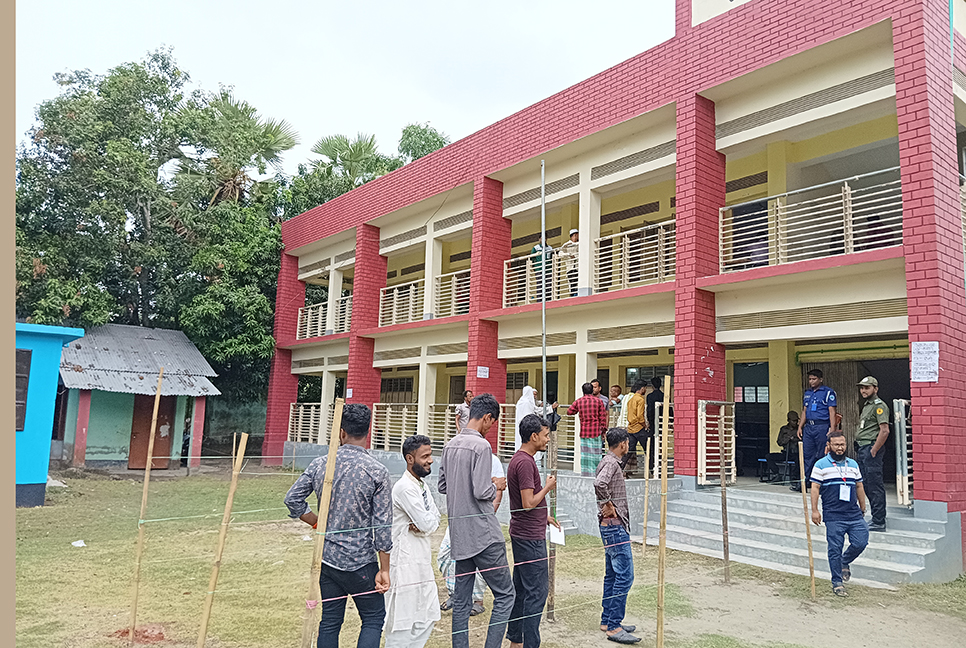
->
<box><xmin>547</xmin><ymin>524</ymin><xmax>566</xmax><ymax>546</ymax></box>
<box><xmin>757</xmin><ymin>386</ymin><xmax>769</xmax><ymax>403</ymax></box>
<box><xmin>346</xmin><ymin>388</ymin><xmax>353</xmax><ymax>398</ymax></box>
<box><xmin>476</xmin><ymin>366</ymin><xmax>490</xmax><ymax>379</ymax></box>
<box><xmin>911</xmin><ymin>341</ymin><xmax>939</xmax><ymax>382</ymax></box>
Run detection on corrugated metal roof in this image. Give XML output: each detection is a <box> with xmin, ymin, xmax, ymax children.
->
<box><xmin>60</xmin><ymin>324</ymin><xmax>221</xmax><ymax>397</ymax></box>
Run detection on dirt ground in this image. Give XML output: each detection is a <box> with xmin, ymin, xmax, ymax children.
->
<box><xmin>16</xmin><ymin>467</ymin><xmax>965</xmax><ymax>648</ymax></box>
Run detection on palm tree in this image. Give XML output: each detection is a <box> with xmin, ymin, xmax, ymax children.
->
<box><xmin>310</xmin><ymin>133</ymin><xmax>401</xmax><ymax>186</ymax></box>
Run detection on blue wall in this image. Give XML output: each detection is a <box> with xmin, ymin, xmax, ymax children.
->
<box><xmin>15</xmin><ymin>323</ymin><xmax>84</xmax><ymax>505</ymax></box>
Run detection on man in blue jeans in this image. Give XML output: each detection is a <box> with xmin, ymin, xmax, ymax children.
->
<box><xmin>283</xmin><ymin>404</ymin><xmax>392</xmax><ymax>648</ymax></box>
<box><xmin>506</xmin><ymin>414</ymin><xmax>560</xmax><ymax>648</ymax></box>
<box><xmin>810</xmin><ymin>430</ymin><xmax>869</xmax><ymax>597</ymax></box>
<box><xmin>594</xmin><ymin>428</ymin><xmax>641</xmax><ymax>644</ymax></box>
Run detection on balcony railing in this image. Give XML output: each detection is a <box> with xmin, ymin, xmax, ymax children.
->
<box><xmin>334</xmin><ymin>295</ymin><xmax>352</xmax><ymax>333</ymax></box>
<box><xmin>503</xmin><ymin>250</ymin><xmax>574</xmax><ymax>308</ymax></box>
<box><xmin>287</xmin><ymin>402</ymin><xmax>336</xmax><ymax>444</ymax></box>
<box><xmin>594</xmin><ymin>220</ymin><xmax>676</xmax><ymax>293</ymax></box>
<box><xmin>296</xmin><ymin>302</ymin><xmax>328</xmax><ymax>340</ymax></box>
<box><xmin>493</xmin><ymin>404</ymin><xmax>576</xmax><ymax>469</ymax></box>
<box><xmin>960</xmin><ymin>180</ymin><xmax>966</xmax><ymax>261</ymax></box>
<box><xmin>720</xmin><ymin>168</ymin><xmax>902</xmax><ymax>273</ymax></box>
<box><xmin>434</xmin><ymin>270</ymin><xmax>471</xmax><ymax>317</ymax></box>
<box><xmin>379</xmin><ymin>279</ymin><xmax>425</xmax><ymax>326</ymax></box>
<box><xmin>426</xmin><ymin>404</ymin><xmax>461</xmax><ymax>454</ymax></box>
<box><xmin>371</xmin><ymin>403</ymin><xmax>418</xmax><ymax>451</ymax></box>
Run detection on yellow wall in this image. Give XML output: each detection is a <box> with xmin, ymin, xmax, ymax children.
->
<box><xmin>599</xmin><ymin>179</ymin><xmax>677</xmax><ymax>238</ymax></box>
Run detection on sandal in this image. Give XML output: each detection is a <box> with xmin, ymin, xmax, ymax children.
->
<box><xmin>841</xmin><ymin>566</ymin><xmax>851</xmax><ymax>583</ymax></box>
<box><xmin>833</xmin><ymin>585</ymin><xmax>848</xmax><ymax>597</ymax></box>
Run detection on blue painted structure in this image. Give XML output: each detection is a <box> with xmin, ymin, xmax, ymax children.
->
<box><xmin>16</xmin><ymin>323</ymin><xmax>84</xmax><ymax>506</ymax></box>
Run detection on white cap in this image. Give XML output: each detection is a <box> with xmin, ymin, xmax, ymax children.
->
<box><xmin>569</xmin><ymin>228</ymin><xmax>579</xmax><ymax>235</ymax></box>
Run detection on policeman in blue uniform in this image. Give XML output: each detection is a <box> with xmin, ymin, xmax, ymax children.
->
<box><xmin>795</xmin><ymin>368</ymin><xmax>837</xmax><ymax>492</ymax></box>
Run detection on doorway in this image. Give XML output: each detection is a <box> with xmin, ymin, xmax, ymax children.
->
<box><xmin>129</xmin><ymin>394</ymin><xmax>176</xmax><ymax>469</ymax></box>
<box><xmin>733</xmin><ymin>362</ymin><xmax>770</xmax><ymax>473</ymax></box>
<box><xmin>449</xmin><ymin>375</ymin><xmax>466</xmax><ymax>404</ymax></box>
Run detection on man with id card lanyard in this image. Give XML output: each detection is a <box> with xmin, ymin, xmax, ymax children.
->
<box><xmin>810</xmin><ymin>430</ymin><xmax>869</xmax><ymax>597</ymax></box>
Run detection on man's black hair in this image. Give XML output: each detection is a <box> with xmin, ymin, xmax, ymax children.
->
<box><xmin>469</xmin><ymin>393</ymin><xmax>500</xmax><ymax>421</ymax></box>
<box><xmin>808</xmin><ymin>368</ymin><xmax>824</xmax><ymax>379</ymax></box>
<box><xmin>341</xmin><ymin>403</ymin><xmax>372</xmax><ymax>438</ymax></box>
<box><xmin>591</xmin><ymin>378</ymin><xmax>601</xmax><ymax>386</ymax></box>
<box><xmin>650</xmin><ymin>376</ymin><xmax>662</xmax><ymax>389</ymax></box>
<box><xmin>462</xmin><ymin>389</ymin><xmax>472</xmax><ymax>399</ymax></box>
<box><xmin>606</xmin><ymin>427</ymin><xmax>630</xmax><ymax>448</ymax></box>
<box><xmin>828</xmin><ymin>429</ymin><xmax>845</xmax><ymax>440</ymax></box>
<box><xmin>402</xmin><ymin>434</ymin><xmax>432</xmax><ymax>460</ymax></box>
<box><xmin>581</xmin><ymin>382</ymin><xmax>594</xmax><ymax>395</ymax></box>
<box><xmin>633</xmin><ymin>381</ymin><xmax>647</xmax><ymax>393</ymax></box>
<box><xmin>519</xmin><ymin>414</ymin><xmax>549</xmax><ymax>444</ymax></box>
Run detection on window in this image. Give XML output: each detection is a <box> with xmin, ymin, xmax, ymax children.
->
<box><xmin>380</xmin><ymin>377</ymin><xmax>414</xmax><ymax>404</ymax></box>
<box><xmin>506</xmin><ymin>372</ymin><xmax>528</xmax><ymax>403</ymax></box>
<box><xmin>16</xmin><ymin>349</ymin><xmax>32</xmax><ymax>431</ymax></box>
<box><xmin>624</xmin><ymin>365</ymin><xmax>673</xmax><ymax>390</ymax></box>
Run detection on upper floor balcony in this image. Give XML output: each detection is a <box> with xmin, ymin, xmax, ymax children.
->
<box><xmin>594</xmin><ymin>219</ymin><xmax>676</xmax><ymax>293</ymax></box>
<box><xmin>719</xmin><ymin>168</ymin><xmax>902</xmax><ymax>273</ymax></box>
<box><xmin>296</xmin><ymin>294</ymin><xmax>352</xmax><ymax>340</ymax></box>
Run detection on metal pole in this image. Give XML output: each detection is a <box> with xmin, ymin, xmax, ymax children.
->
<box><xmin>540</xmin><ymin>159</ymin><xmax>557</xmax><ymax>621</ymax></box>
<box><xmin>656</xmin><ymin>376</ymin><xmax>671</xmax><ymax>648</ymax></box>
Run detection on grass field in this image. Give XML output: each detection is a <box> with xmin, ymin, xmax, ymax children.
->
<box><xmin>16</xmin><ymin>466</ymin><xmax>966</xmax><ymax>648</ymax></box>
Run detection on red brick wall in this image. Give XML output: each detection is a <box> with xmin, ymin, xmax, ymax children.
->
<box><xmin>263</xmin><ymin>251</ymin><xmax>305</xmax><ymax>465</ymax></box>
<box><xmin>346</xmin><ymin>224</ymin><xmax>387</xmax><ymax>413</ymax></box>
<box><xmin>895</xmin><ymin>5</ymin><xmax>966</xmax><ymax>517</ymax></box>
<box><xmin>673</xmin><ymin>94</ymin><xmax>728</xmax><ymax>477</ymax></box>
<box><xmin>467</xmin><ymin>177</ymin><xmax>511</xmax><ymax>453</ymax></box>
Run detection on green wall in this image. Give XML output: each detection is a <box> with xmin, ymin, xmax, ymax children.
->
<box><xmin>86</xmin><ymin>391</ymin><xmax>136</xmax><ymax>461</ymax></box>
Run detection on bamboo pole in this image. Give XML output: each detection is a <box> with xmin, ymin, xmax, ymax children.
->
<box><xmin>129</xmin><ymin>368</ymin><xmax>165</xmax><ymax>646</ymax></box>
<box><xmin>196</xmin><ymin>432</ymin><xmax>249</xmax><ymax>647</ymax></box>
<box><xmin>300</xmin><ymin>399</ymin><xmax>345</xmax><ymax>648</ymax></box>
<box><xmin>656</xmin><ymin>376</ymin><xmax>671</xmax><ymax>648</ymax></box>
<box><xmin>798</xmin><ymin>440</ymin><xmax>816</xmax><ymax>600</ymax></box>
<box><xmin>641</xmin><ymin>438</ymin><xmax>651</xmax><ymax>558</ymax></box>
<box><xmin>718</xmin><ymin>408</ymin><xmax>731</xmax><ymax>584</ymax></box>
<box><xmin>546</xmin><ymin>425</ymin><xmax>558</xmax><ymax>622</ymax></box>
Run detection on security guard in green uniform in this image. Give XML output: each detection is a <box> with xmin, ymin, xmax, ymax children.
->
<box><xmin>855</xmin><ymin>376</ymin><xmax>890</xmax><ymax>531</ymax></box>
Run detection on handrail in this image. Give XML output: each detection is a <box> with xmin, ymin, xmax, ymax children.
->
<box><xmin>722</xmin><ymin>166</ymin><xmax>900</xmax><ymax>212</ymax></box>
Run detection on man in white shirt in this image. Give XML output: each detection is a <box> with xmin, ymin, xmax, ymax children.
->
<box><xmin>385</xmin><ymin>435</ymin><xmax>441</xmax><ymax>648</ymax></box>
<box><xmin>558</xmin><ymin>229</ymin><xmax>579</xmax><ymax>297</ymax></box>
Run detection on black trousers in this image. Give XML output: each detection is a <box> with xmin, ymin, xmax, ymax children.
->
<box><xmin>506</xmin><ymin>538</ymin><xmax>549</xmax><ymax>647</ymax></box>
<box><xmin>856</xmin><ymin>444</ymin><xmax>887</xmax><ymax>526</ymax></box>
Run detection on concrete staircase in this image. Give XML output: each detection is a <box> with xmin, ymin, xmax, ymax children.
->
<box><xmin>554</xmin><ymin>510</ymin><xmax>580</xmax><ymax>536</ymax></box>
<box><xmin>633</xmin><ymin>487</ymin><xmax>954</xmax><ymax>588</ymax></box>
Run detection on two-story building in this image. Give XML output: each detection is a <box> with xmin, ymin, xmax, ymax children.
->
<box><xmin>266</xmin><ymin>0</ymin><xmax>966</xmax><ymax>582</ymax></box>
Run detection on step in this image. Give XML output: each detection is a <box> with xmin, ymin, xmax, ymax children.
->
<box><xmin>680</xmin><ymin>490</ymin><xmax>948</xmax><ymax>534</ymax></box>
<box><xmin>554</xmin><ymin>512</ymin><xmax>580</xmax><ymax>536</ymax></box>
<box><xmin>642</xmin><ymin>513</ymin><xmax>934</xmax><ymax>567</ymax></box>
<box><xmin>630</xmin><ymin>533</ymin><xmax>897</xmax><ymax>591</ymax></box>
<box><xmin>653</xmin><ymin>500</ymin><xmax>943</xmax><ymax>550</ymax></box>
<box><xmin>643</xmin><ymin>522</ymin><xmax>920</xmax><ymax>585</ymax></box>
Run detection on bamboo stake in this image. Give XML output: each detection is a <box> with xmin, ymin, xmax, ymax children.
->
<box><xmin>798</xmin><ymin>440</ymin><xmax>816</xmax><ymax>600</ymax></box>
<box><xmin>300</xmin><ymin>399</ymin><xmax>345</xmax><ymax>648</ymax></box>
<box><xmin>641</xmin><ymin>437</ymin><xmax>651</xmax><ymax>558</ymax></box>
<box><xmin>718</xmin><ymin>408</ymin><xmax>731</xmax><ymax>584</ymax></box>
<box><xmin>656</xmin><ymin>376</ymin><xmax>671</xmax><ymax>648</ymax></box>
<box><xmin>546</xmin><ymin>425</ymin><xmax>558</xmax><ymax>622</ymax></box>
<box><xmin>196</xmin><ymin>432</ymin><xmax>249</xmax><ymax>647</ymax></box>
<box><xmin>129</xmin><ymin>368</ymin><xmax>165</xmax><ymax>646</ymax></box>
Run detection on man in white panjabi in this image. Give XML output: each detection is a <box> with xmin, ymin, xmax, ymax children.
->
<box><xmin>384</xmin><ymin>435</ymin><xmax>441</xmax><ymax>648</ymax></box>
<box><xmin>514</xmin><ymin>386</ymin><xmax>538</xmax><ymax>452</ymax></box>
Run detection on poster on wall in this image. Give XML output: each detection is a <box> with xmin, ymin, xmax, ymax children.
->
<box><xmin>910</xmin><ymin>341</ymin><xmax>939</xmax><ymax>382</ymax></box>
<box><xmin>476</xmin><ymin>366</ymin><xmax>490</xmax><ymax>379</ymax></box>
<box><xmin>757</xmin><ymin>386</ymin><xmax>769</xmax><ymax>403</ymax></box>
<box><xmin>744</xmin><ymin>387</ymin><xmax>757</xmax><ymax>403</ymax></box>
<box><xmin>733</xmin><ymin>387</ymin><xmax>743</xmax><ymax>403</ymax></box>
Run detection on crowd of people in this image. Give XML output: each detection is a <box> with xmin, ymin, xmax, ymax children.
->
<box><xmin>282</xmin><ymin>368</ymin><xmax>894</xmax><ymax>646</ymax></box>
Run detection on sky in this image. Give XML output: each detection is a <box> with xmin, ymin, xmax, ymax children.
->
<box><xmin>16</xmin><ymin>0</ymin><xmax>676</xmax><ymax>177</ymax></box>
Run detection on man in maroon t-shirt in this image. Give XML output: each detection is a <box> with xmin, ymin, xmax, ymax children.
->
<box><xmin>506</xmin><ymin>414</ymin><xmax>560</xmax><ymax>648</ymax></box>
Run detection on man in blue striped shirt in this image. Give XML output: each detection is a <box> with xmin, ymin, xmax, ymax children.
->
<box><xmin>809</xmin><ymin>430</ymin><xmax>869</xmax><ymax>597</ymax></box>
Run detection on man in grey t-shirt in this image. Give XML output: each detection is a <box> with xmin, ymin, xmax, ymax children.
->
<box><xmin>438</xmin><ymin>393</ymin><xmax>515</xmax><ymax>648</ymax></box>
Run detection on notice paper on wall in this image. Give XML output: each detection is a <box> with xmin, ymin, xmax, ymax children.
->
<box><xmin>911</xmin><ymin>341</ymin><xmax>939</xmax><ymax>382</ymax></box>
<box><xmin>547</xmin><ymin>523</ymin><xmax>566</xmax><ymax>546</ymax></box>
<box><xmin>476</xmin><ymin>366</ymin><xmax>489</xmax><ymax>379</ymax></box>
<box><xmin>346</xmin><ymin>388</ymin><xmax>353</xmax><ymax>398</ymax></box>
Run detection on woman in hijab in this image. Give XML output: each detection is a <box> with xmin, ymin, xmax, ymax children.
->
<box><xmin>514</xmin><ymin>386</ymin><xmax>538</xmax><ymax>451</ymax></box>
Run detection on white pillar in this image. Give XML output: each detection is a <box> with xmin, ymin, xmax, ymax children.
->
<box><xmin>577</xmin><ymin>176</ymin><xmax>602</xmax><ymax>297</ymax></box>
<box><xmin>422</xmin><ymin>237</ymin><xmax>443</xmax><ymax>319</ymax></box>
<box><xmin>318</xmin><ymin>370</ymin><xmax>337</xmax><ymax>444</ymax></box>
<box><xmin>325</xmin><ymin>267</ymin><xmax>343</xmax><ymax>335</ymax></box>
<box><xmin>416</xmin><ymin>361</ymin><xmax>438</xmax><ymax>436</ymax></box>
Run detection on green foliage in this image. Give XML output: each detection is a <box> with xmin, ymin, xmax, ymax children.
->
<box><xmin>398</xmin><ymin>121</ymin><xmax>450</xmax><ymax>161</ymax></box>
<box><xmin>309</xmin><ymin>132</ymin><xmax>403</xmax><ymax>186</ymax></box>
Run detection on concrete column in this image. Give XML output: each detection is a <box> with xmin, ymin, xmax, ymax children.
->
<box><xmin>72</xmin><ymin>389</ymin><xmax>91</xmax><ymax>468</ymax></box>
<box><xmin>422</xmin><ymin>237</ymin><xmax>443</xmax><ymax>319</ymax></box>
<box><xmin>575</xmin><ymin>349</ymin><xmax>598</xmax><ymax>396</ymax></box>
<box><xmin>325</xmin><ymin>267</ymin><xmax>343</xmax><ymax>334</ymax></box>
<box><xmin>767</xmin><ymin>341</ymin><xmax>800</xmax><ymax>452</ymax></box>
<box><xmin>893</xmin><ymin>7</ymin><xmax>966</xmax><ymax>522</ymax></box>
<box><xmin>263</xmin><ymin>251</ymin><xmax>305</xmax><ymax>465</ymax></box>
<box><xmin>557</xmin><ymin>354</ymin><xmax>575</xmax><ymax>404</ymax></box>
<box><xmin>189</xmin><ymin>396</ymin><xmax>205</xmax><ymax>468</ymax></box>
<box><xmin>319</xmin><ymin>370</ymin><xmax>337</xmax><ymax>408</ymax></box>
<box><xmin>577</xmin><ymin>177</ymin><xmax>602</xmax><ymax>296</ymax></box>
<box><xmin>673</xmin><ymin>94</ymin><xmax>728</xmax><ymax>479</ymax></box>
<box><xmin>347</xmin><ymin>224</ymin><xmax>387</xmax><ymax>414</ymax></box>
<box><xmin>416</xmin><ymin>361</ymin><xmax>438</xmax><ymax>435</ymax></box>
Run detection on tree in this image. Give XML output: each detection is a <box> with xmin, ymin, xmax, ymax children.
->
<box><xmin>398</xmin><ymin>122</ymin><xmax>450</xmax><ymax>162</ymax></box>
<box><xmin>309</xmin><ymin>133</ymin><xmax>402</xmax><ymax>186</ymax></box>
